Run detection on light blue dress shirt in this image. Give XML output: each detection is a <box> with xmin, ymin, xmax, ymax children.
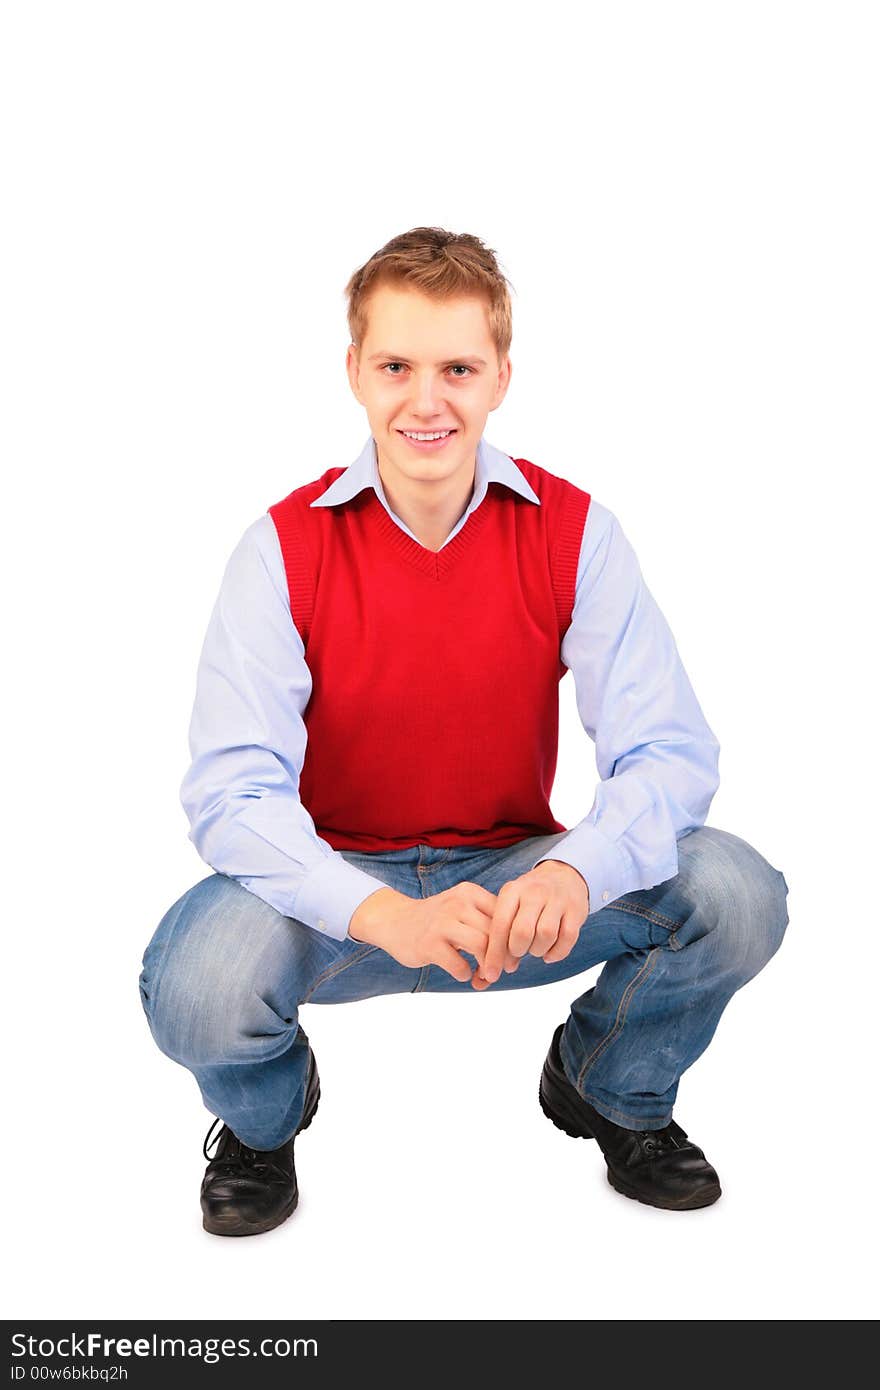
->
<box><xmin>180</xmin><ymin>434</ymin><xmax>721</xmax><ymax>942</ymax></box>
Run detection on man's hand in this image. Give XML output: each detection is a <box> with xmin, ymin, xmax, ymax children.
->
<box><xmin>349</xmin><ymin>881</ymin><xmax>509</xmax><ymax>984</ymax></box>
<box><xmin>473</xmin><ymin>859</ymin><xmax>590</xmax><ymax>990</ymax></box>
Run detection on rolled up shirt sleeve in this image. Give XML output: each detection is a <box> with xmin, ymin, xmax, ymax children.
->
<box><xmin>179</xmin><ymin>514</ymin><xmax>391</xmax><ymax>941</ymax></box>
<box><xmin>531</xmin><ymin>500</ymin><xmax>721</xmax><ymax>909</ymax></box>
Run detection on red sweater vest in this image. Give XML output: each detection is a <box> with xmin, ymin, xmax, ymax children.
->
<box><xmin>268</xmin><ymin>458</ymin><xmax>591</xmax><ymax>852</ymax></box>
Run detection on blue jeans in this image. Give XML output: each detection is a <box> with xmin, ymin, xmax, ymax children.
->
<box><xmin>139</xmin><ymin>825</ymin><xmax>789</xmax><ymax>1149</ymax></box>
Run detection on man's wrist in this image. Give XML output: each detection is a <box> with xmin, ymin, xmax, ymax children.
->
<box><xmin>534</xmin><ymin>857</ymin><xmax>587</xmax><ymax>885</ymax></box>
<box><xmin>533</xmin><ymin>858</ymin><xmax>590</xmax><ymax>905</ymax></box>
<box><xmin>348</xmin><ymin>886</ymin><xmax>407</xmax><ymax>944</ymax></box>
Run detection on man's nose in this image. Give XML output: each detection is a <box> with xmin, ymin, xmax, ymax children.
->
<box><xmin>409</xmin><ymin>373</ymin><xmax>446</xmax><ymax>416</ymax></box>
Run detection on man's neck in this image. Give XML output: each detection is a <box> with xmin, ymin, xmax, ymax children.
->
<box><xmin>377</xmin><ymin>458</ymin><xmax>477</xmax><ymax>553</ymax></box>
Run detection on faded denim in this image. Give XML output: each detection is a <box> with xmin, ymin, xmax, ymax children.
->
<box><xmin>139</xmin><ymin>825</ymin><xmax>789</xmax><ymax>1149</ymax></box>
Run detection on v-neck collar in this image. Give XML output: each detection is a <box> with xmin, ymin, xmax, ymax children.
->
<box><xmin>369</xmin><ymin>482</ymin><xmax>497</xmax><ymax>579</ymax></box>
<box><xmin>310</xmin><ymin>434</ymin><xmax>540</xmax><ymax>562</ymax></box>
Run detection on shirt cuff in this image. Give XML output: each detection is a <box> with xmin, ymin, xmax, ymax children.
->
<box><xmin>292</xmin><ymin>854</ymin><xmax>392</xmax><ymax>941</ymax></box>
<box><xmin>531</xmin><ymin>823</ymin><xmax>635</xmax><ymax>912</ymax></box>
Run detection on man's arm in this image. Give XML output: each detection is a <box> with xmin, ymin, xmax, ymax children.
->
<box><xmin>530</xmin><ymin>499</ymin><xmax>721</xmax><ymax>908</ymax></box>
<box><xmin>483</xmin><ymin>498</ymin><xmax>720</xmax><ymax>984</ymax></box>
<box><xmin>179</xmin><ymin>514</ymin><xmax>392</xmax><ymax>942</ymax></box>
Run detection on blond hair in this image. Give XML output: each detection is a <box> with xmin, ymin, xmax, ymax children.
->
<box><xmin>344</xmin><ymin>226</ymin><xmax>514</xmax><ymax>362</ymax></box>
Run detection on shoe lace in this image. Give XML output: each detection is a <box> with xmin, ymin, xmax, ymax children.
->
<box><xmin>202</xmin><ymin>1118</ymin><xmax>291</xmax><ymax>1183</ymax></box>
<box><xmin>638</xmin><ymin>1119</ymin><xmax>688</xmax><ymax>1158</ymax></box>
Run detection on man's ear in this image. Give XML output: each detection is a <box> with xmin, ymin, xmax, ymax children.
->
<box><xmin>345</xmin><ymin>343</ymin><xmax>364</xmax><ymax>404</ymax></box>
<box><xmin>490</xmin><ymin>355</ymin><xmax>513</xmax><ymax>411</ymax></box>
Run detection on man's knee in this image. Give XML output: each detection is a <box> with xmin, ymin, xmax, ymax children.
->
<box><xmin>677</xmin><ymin>826</ymin><xmax>789</xmax><ymax>980</ymax></box>
<box><xmin>138</xmin><ymin>873</ymin><xmax>301</xmax><ymax>1067</ymax></box>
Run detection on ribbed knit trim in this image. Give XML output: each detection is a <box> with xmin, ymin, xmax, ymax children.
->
<box><xmin>269</xmin><ymin>501</ymin><xmax>316</xmax><ymax>647</ymax></box>
<box><xmin>370</xmin><ymin>483</ymin><xmax>495</xmax><ymax>579</ymax></box>
<box><xmin>551</xmin><ymin>486</ymin><xmax>591</xmax><ymax>635</ymax></box>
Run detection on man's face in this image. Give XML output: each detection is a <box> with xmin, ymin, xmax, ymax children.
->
<box><xmin>345</xmin><ymin>283</ymin><xmax>512</xmax><ymax>491</ymax></box>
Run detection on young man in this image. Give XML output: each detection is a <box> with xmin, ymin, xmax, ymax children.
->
<box><xmin>139</xmin><ymin>227</ymin><xmax>789</xmax><ymax>1236</ymax></box>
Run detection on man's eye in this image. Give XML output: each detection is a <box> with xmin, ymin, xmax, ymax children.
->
<box><xmin>381</xmin><ymin>363</ymin><xmax>473</xmax><ymax>376</ymax></box>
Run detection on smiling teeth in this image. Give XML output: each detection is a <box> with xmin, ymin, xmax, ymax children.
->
<box><xmin>401</xmin><ymin>430</ymin><xmax>452</xmax><ymax>440</ymax></box>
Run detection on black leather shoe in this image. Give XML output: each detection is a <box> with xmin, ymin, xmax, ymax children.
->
<box><xmin>200</xmin><ymin>1047</ymin><xmax>320</xmax><ymax>1236</ymax></box>
<box><xmin>539</xmin><ymin>1023</ymin><xmax>721</xmax><ymax>1210</ymax></box>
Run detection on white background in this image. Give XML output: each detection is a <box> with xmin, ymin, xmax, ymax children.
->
<box><xmin>3</xmin><ymin>1</ymin><xmax>877</xmax><ymax>1322</ymax></box>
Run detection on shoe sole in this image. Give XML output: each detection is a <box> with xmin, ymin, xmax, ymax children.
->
<box><xmin>539</xmin><ymin>1067</ymin><xmax>721</xmax><ymax>1212</ymax></box>
<box><xmin>606</xmin><ymin>1168</ymin><xmax>721</xmax><ymax>1210</ymax></box>
<box><xmin>538</xmin><ymin>1067</ymin><xmax>597</xmax><ymax>1141</ymax></box>
<box><xmin>202</xmin><ymin>1078</ymin><xmax>321</xmax><ymax>1237</ymax></box>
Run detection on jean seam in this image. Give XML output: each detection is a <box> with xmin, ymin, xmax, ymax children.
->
<box><xmin>417</xmin><ymin>849</ymin><xmax>453</xmax><ymax>875</ymax></box>
<box><xmin>576</xmin><ymin>946</ymin><xmax>662</xmax><ymax>1091</ymax></box>
<box><xmin>604</xmin><ymin>899</ymin><xmax>681</xmax><ymax>932</ymax></box>
<box><xmin>301</xmin><ymin>944</ymin><xmax>380</xmax><ymax>1002</ymax></box>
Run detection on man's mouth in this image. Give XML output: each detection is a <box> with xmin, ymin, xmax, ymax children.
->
<box><xmin>396</xmin><ymin>428</ymin><xmax>457</xmax><ymax>450</ymax></box>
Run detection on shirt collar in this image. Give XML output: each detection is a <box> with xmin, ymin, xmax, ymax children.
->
<box><xmin>310</xmin><ymin>435</ymin><xmax>540</xmax><ymax>512</ymax></box>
